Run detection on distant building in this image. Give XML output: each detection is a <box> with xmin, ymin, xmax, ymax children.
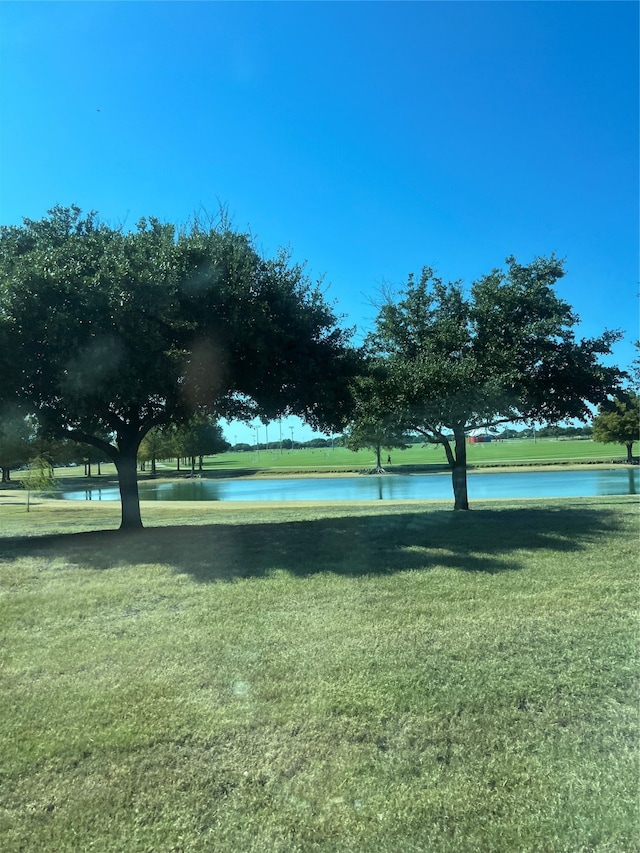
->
<box><xmin>468</xmin><ymin>429</ymin><xmax>493</xmax><ymax>444</ymax></box>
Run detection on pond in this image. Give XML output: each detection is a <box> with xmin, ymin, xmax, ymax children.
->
<box><xmin>60</xmin><ymin>467</ymin><xmax>639</xmax><ymax>502</ymax></box>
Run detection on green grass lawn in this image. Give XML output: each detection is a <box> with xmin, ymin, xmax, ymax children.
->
<box><xmin>1</xmin><ymin>497</ymin><xmax>638</xmax><ymax>852</ymax></box>
<box><xmin>195</xmin><ymin>438</ymin><xmax>637</xmax><ymax>474</ymax></box>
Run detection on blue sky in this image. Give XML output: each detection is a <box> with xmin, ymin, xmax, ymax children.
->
<box><xmin>1</xmin><ymin>1</ymin><xmax>637</xmax><ymax>445</ymax></box>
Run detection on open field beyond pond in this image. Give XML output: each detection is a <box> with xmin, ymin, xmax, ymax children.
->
<box><xmin>0</xmin><ymin>496</ymin><xmax>638</xmax><ymax>852</ymax></box>
<box><xmin>35</xmin><ymin>437</ymin><xmax>638</xmax><ymax>484</ymax></box>
<box><xmin>180</xmin><ymin>438</ymin><xmax>639</xmax><ymax>475</ymax></box>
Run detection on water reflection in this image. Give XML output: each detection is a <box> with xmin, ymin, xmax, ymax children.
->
<box><xmin>83</xmin><ymin>487</ymin><xmax>107</xmax><ymax>501</ymax></box>
<box><xmin>59</xmin><ymin>468</ymin><xmax>640</xmax><ymax>502</ymax></box>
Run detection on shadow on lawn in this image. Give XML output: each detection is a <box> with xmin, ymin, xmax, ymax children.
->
<box><xmin>0</xmin><ymin>505</ymin><xmax>624</xmax><ymax>580</ymax></box>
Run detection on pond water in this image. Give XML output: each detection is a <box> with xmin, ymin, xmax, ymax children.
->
<box><xmin>60</xmin><ymin>467</ymin><xmax>639</xmax><ymax>502</ymax></box>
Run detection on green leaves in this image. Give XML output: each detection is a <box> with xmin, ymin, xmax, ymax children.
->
<box><xmin>18</xmin><ymin>454</ymin><xmax>56</xmax><ymax>511</ymax></box>
<box><xmin>1</xmin><ymin>206</ymin><xmax>356</xmax><ymax>436</ymax></box>
<box><xmin>365</xmin><ymin>256</ymin><xmax>624</xmax><ymax>507</ymax></box>
<box><xmin>0</xmin><ymin>206</ymin><xmax>356</xmax><ymax>526</ymax></box>
<box><xmin>369</xmin><ymin>256</ymin><xmax>622</xmax><ymax>438</ymax></box>
<box><xmin>346</xmin><ymin>359</ymin><xmax>409</xmax><ymax>461</ymax></box>
<box><xmin>592</xmin><ymin>392</ymin><xmax>640</xmax><ymax>462</ymax></box>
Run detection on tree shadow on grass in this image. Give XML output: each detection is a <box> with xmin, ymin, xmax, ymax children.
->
<box><xmin>0</xmin><ymin>505</ymin><xmax>625</xmax><ymax>581</ymax></box>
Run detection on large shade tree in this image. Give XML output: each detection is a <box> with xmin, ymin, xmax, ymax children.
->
<box><xmin>0</xmin><ymin>206</ymin><xmax>356</xmax><ymax>529</ymax></box>
<box><xmin>367</xmin><ymin>256</ymin><xmax>623</xmax><ymax>509</ymax></box>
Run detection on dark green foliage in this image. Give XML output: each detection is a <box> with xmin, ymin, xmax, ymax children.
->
<box><xmin>137</xmin><ymin>426</ymin><xmax>174</xmax><ymax>476</ymax></box>
<box><xmin>173</xmin><ymin>417</ymin><xmax>230</xmax><ymax>473</ymax></box>
<box><xmin>368</xmin><ymin>256</ymin><xmax>622</xmax><ymax>508</ymax></box>
<box><xmin>0</xmin><ymin>207</ymin><xmax>356</xmax><ymax>528</ymax></box>
<box><xmin>0</xmin><ymin>408</ymin><xmax>31</xmax><ymax>482</ymax></box>
<box><xmin>346</xmin><ymin>360</ymin><xmax>409</xmax><ymax>471</ymax></box>
<box><xmin>630</xmin><ymin>340</ymin><xmax>640</xmax><ymax>390</ymax></box>
<box><xmin>592</xmin><ymin>391</ymin><xmax>639</xmax><ymax>463</ymax></box>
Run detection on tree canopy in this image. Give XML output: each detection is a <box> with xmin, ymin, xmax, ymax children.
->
<box><xmin>173</xmin><ymin>417</ymin><xmax>230</xmax><ymax>474</ymax></box>
<box><xmin>0</xmin><ymin>206</ymin><xmax>356</xmax><ymax>528</ymax></box>
<box><xmin>592</xmin><ymin>392</ymin><xmax>639</xmax><ymax>464</ymax></box>
<box><xmin>345</xmin><ymin>362</ymin><xmax>409</xmax><ymax>472</ymax></box>
<box><xmin>367</xmin><ymin>256</ymin><xmax>623</xmax><ymax>509</ymax></box>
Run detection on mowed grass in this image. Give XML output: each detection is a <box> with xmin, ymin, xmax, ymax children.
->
<box><xmin>0</xmin><ymin>497</ymin><xmax>638</xmax><ymax>852</ymax></box>
<box><xmin>198</xmin><ymin>438</ymin><xmax>636</xmax><ymax>473</ymax></box>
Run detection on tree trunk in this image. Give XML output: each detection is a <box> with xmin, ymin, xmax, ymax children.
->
<box><xmin>375</xmin><ymin>444</ymin><xmax>382</xmax><ymax>470</ymax></box>
<box><xmin>115</xmin><ymin>450</ymin><xmax>143</xmax><ymax>530</ymax></box>
<box><xmin>628</xmin><ymin>469</ymin><xmax>637</xmax><ymax>495</ymax></box>
<box><xmin>626</xmin><ymin>442</ymin><xmax>634</xmax><ymax>464</ymax></box>
<box><xmin>452</xmin><ymin>427</ymin><xmax>469</xmax><ymax>510</ymax></box>
<box><xmin>61</xmin><ymin>424</ymin><xmax>147</xmax><ymax>531</ymax></box>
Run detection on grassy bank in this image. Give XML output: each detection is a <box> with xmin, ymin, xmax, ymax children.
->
<box><xmin>1</xmin><ymin>497</ymin><xmax>638</xmax><ymax>851</ymax></box>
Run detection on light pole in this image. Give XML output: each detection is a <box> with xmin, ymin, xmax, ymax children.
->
<box><xmin>254</xmin><ymin>426</ymin><xmax>260</xmax><ymax>459</ymax></box>
<box><xmin>289</xmin><ymin>426</ymin><xmax>294</xmax><ymax>451</ymax></box>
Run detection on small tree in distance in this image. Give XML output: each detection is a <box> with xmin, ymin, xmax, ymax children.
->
<box><xmin>176</xmin><ymin>417</ymin><xmax>230</xmax><ymax>474</ymax></box>
<box><xmin>19</xmin><ymin>455</ymin><xmax>56</xmax><ymax>512</ymax></box>
<box><xmin>138</xmin><ymin>427</ymin><xmax>167</xmax><ymax>476</ymax></box>
<box><xmin>346</xmin><ymin>362</ymin><xmax>409</xmax><ymax>473</ymax></box>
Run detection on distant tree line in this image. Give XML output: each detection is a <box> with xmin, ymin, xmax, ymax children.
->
<box><xmin>231</xmin><ymin>436</ymin><xmax>344</xmax><ymax>452</ymax></box>
<box><xmin>138</xmin><ymin>417</ymin><xmax>230</xmax><ymax>475</ymax></box>
<box><xmin>500</xmin><ymin>425</ymin><xmax>594</xmax><ymax>439</ymax></box>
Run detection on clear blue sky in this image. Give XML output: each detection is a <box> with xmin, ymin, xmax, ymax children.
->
<box><xmin>1</xmin><ymin>1</ymin><xmax>637</xmax><ymax>445</ymax></box>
